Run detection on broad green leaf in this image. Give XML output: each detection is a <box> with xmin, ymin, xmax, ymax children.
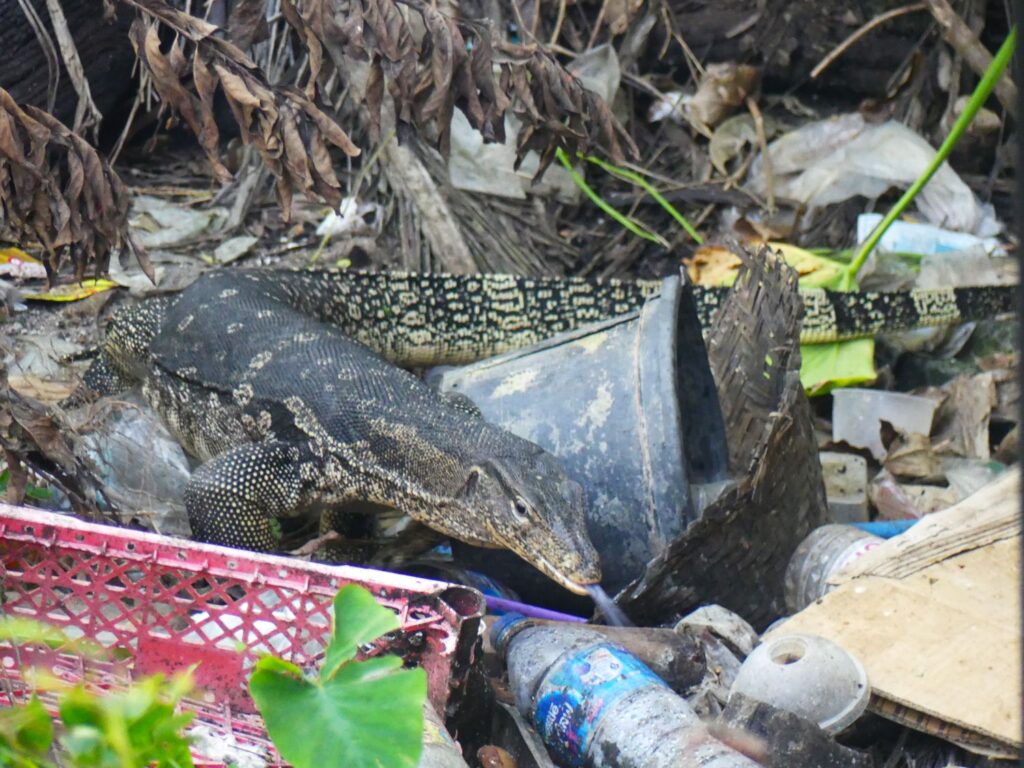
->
<box><xmin>250</xmin><ymin>653</ymin><xmax>426</xmax><ymax>768</ymax></box>
<box><xmin>0</xmin><ymin>696</ymin><xmax>53</xmax><ymax>755</ymax></box>
<box><xmin>801</xmin><ymin>338</ymin><xmax>877</xmax><ymax>396</ymax></box>
<box><xmin>58</xmin><ymin>724</ymin><xmax>104</xmax><ymax>762</ymax></box>
<box><xmin>322</xmin><ymin>584</ymin><xmax>401</xmax><ymax>680</ymax></box>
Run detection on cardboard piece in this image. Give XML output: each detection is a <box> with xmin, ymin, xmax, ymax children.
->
<box><xmin>768</xmin><ymin>469</ymin><xmax>1021</xmax><ymax>758</ymax></box>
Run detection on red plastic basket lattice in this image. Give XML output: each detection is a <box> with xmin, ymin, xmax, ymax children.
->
<box><xmin>0</xmin><ymin>503</ymin><xmax>485</xmax><ymax>766</ymax></box>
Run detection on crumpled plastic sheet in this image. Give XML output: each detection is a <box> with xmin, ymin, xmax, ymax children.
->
<box><xmin>746</xmin><ymin>113</ymin><xmax>994</xmax><ymax>235</ymax></box>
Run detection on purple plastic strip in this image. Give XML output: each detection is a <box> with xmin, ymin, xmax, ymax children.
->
<box><xmin>485</xmin><ymin>595</ymin><xmax>588</xmax><ymax>623</ymax></box>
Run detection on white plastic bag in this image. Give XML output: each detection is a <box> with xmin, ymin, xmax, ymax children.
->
<box><xmin>747</xmin><ymin>113</ymin><xmax>990</xmax><ymax>234</ymax></box>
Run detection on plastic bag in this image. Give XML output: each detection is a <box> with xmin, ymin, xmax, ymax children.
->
<box><xmin>71</xmin><ymin>391</ymin><xmax>193</xmax><ymax>536</ymax></box>
<box><xmin>747</xmin><ymin>113</ymin><xmax>990</xmax><ymax>234</ymax></box>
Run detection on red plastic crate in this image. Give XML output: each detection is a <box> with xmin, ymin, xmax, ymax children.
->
<box><xmin>0</xmin><ymin>503</ymin><xmax>485</xmax><ymax>766</ymax></box>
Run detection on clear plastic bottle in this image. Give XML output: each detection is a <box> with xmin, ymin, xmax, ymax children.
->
<box><xmin>491</xmin><ymin>615</ymin><xmax>760</xmax><ymax>768</ymax></box>
<box><xmin>784</xmin><ymin>525</ymin><xmax>884</xmax><ymax>613</ymax></box>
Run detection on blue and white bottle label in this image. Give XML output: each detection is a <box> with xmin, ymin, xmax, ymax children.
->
<box><xmin>533</xmin><ymin>643</ymin><xmax>667</xmax><ymax>767</ymax></box>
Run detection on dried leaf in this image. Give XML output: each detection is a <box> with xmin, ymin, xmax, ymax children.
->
<box><xmin>685</xmin><ymin>63</ymin><xmax>761</xmax><ymax>131</ymax></box>
<box><xmin>933</xmin><ymin>373</ymin><xmax>998</xmax><ymax>460</ymax></box>
<box><xmin>0</xmin><ymin>88</ymin><xmax>145</xmax><ymax>285</ymax></box>
<box><xmin>227</xmin><ymin>0</ymin><xmax>270</xmax><ymax>50</ymax></box>
<box><xmin>120</xmin><ymin>0</ymin><xmax>360</xmax><ymax>221</ymax></box>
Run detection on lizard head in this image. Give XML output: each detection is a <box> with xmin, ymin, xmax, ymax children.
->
<box><xmin>453</xmin><ymin>451</ymin><xmax>601</xmax><ymax>595</ymax></box>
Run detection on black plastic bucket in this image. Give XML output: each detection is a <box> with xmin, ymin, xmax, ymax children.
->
<box><xmin>426</xmin><ymin>274</ymin><xmax>730</xmax><ymax>600</ymax></box>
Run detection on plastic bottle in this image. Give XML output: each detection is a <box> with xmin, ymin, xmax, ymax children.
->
<box><xmin>784</xmin><ymin>524</ymin><xmax>884</xmax><ymax>613</ymax></box>
<box><xmin>506</xmin><ymin>619</ymin><xmax>708</xmax><ymax>694</ymax></box>
<box><xmin>491</xmin><ymin>615</ymin><xmax>760</xmax><ymax>768</ymax></box>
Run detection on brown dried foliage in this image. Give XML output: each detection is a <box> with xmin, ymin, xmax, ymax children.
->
<box><xmin>132</xmin><ymin>0</ymin><xmax>634</xmax><ymax>191</ymax></box>
<box><xmin>0</xmin><ymin>359</ymin><xmax>102</xmax><ymax>518</ymax></box>
<box><xmin>278</xmin><ymin>0</ymin><xmax>637</xmax><ymax>174</ymax></box>
<box><xmin>123</xmin><ymin>0</ymin><xmax>360</xmax><ymax>218</ymax></box>
<box><xmin>0</xmin><ymin>88</ymin><xmax>147</xmax><ymax>284</ymax></box>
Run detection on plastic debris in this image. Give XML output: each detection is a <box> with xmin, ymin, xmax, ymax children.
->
<box><xmin>819</xmin><ymin>452</ymin><xmax>869</xmax><ymax>523</ymax></box>
<box><xmin>774</xmin><ymin>471</ymin><xmax>1021</xmax><ymax>758</ymax></box>
<box><xmin>674</xmin><ymin>604</ymin><xmax>759</xmax><ymax>658</ymax></box>
<box><xmin>71</xmin><ymin>393</ymin><xmax>194</xmax><ymax>537</ymax></box>
<box><xmin>747</xmin><ymin>113</ymin><xmax>993</xmax><ymax>234</ymax></box>
<box><xmin>831</xmin><ymin>388</ymin><xmax>941</xmax><ymax>460</ymax></box>
<box><xmin>856</xmin><ymin>213</ymin><xmax>1005</xmax><ymax>256</ymax></box>
<box><xmin>567</xmin><ymin>44</ymin><xmax>621</xmax><ymax>109</ymax></box>
<box><xmin>491</xmin><ymin>614</ymin><xmax>760</xmax><ymax>767</ymax></box>
<box><xmin>709</xmin><ymin>114</ymin><xmax>777</xmax><ymax>175</ymax></box>
<box><xmin>723</xmin><ymin>693</ymin><xmax>875</xmax><ymax>768</ymax></box>
<box><xmin>488</xmin><ymin>617</ymin><xmax>709</xmax><ymax>696</ymax></box>
<box><xmin>316</xmin><ymin>197</ymin><xmax>384</xmax><ymax>239</ymax></box>
<box><xmin>730</xmin><ymin>633</ymin><xmax>870</xmax><ymax>734</ymax></box>
<box><xmin>0</xmin><ymin>247</ymin><xmax>47</xmax><ymax>279</ymax></box>
<box><xmin>784</xmin><ymin>524</ymin><xmax>884</xmax><ymax>612</ymax></box>
<box><xmin>850</xmin><ymin>519</ymin><xmax>919</xmax><ymax>538</ymax></box>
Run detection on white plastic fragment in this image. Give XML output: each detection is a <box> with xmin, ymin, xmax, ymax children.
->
<box><xmin>316</xmin><ymin>197</ymin><xmax>382</xmax><ymax>238</ymax></box>
<box><xmin>674</xmin><ymin>604</ymin><xmax>759</xmax><ymax>657</ymax></box>
<box><xmin>448</xmin><ymin>45</ymin><xmax>622</xmax><ymax>202</ymax></box>
<box><xmin>819</xmin><ymin>451</ymin><xmax>869</xmax><ymax>524</ymax></box>
<box><xmin>856</xmin><ymin>213</ymin><xmax>1005</xmax><ymax>257</ymax></box>
<box><xmin>730</xmin><ymin>633</ymin><xmax>871</xmax><ymax>734</ymax></box>
<box><xmin>832</xmin><ymin>388</ymin><xmax>940</xmax><ymax>461</ymax></box>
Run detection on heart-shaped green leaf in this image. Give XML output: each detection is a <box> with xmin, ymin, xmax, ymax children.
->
<box><xmin>249</xmin><ymin>584</ymin><xmax>427</xmax><ymax>768</ymax></box>
<box><xmin>250</xmin><ymin>654</ymin><xmax>426</xmax><ymax>768</ymax></box>
<box><xmin>322</xmin><ymin>584</ymin><xmax>400</xmax><ymax>681</ymax></box>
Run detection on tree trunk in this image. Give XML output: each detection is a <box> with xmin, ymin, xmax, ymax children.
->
<box><xmin>0</xmin><ymin>0</ymin><xmax>136</xmax><ymax>144</ymax></box>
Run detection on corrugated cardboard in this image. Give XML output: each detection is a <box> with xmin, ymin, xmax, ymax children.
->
<box><xmin>768</xmin><ymin>469</ymin><xmax>1021</xmax><ymax>757</ymax></box>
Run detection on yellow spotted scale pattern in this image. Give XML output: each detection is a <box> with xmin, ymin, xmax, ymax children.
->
<box><xmin>79</xmin><ymin>268</ymin><xmax>1014</xmax><ymax>584</ymax></box>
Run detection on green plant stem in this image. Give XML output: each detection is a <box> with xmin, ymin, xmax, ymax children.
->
<box><xmin>555</xmin><ymin>148</ymin><xmax>668</xmax><ymax>246</ymax></box>
<box><xmin>581</xmin><ymin>154</ymin><xmax>704</xmax><ymax>244</ymax></box>
<box><xmin>849</xmin><ymin>26</ymin><xmax>1016</xmax><ymax>277</ymax></box>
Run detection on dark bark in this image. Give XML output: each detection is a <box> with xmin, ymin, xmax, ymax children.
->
<box><xmin>0</xmin><ymin>0</ymin><xmax>137</xmax><ymax>143</ymax></box>
<box><xmin>655</xmin><ymin>0</ymin><xmax>937</xmax><ymax>99</ymax></box>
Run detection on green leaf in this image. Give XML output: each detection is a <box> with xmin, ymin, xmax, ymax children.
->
<box><xmin>251</xmin><ymin>654</ymin><xmax>307</xmax><ymax>680</ymax></box>
<box><xmin>322</xmin><ymin>584</ymin><xmax>400</xmax><ymax>681</ymax></box>
<box><xmin>800</xmin><ymin>338</ymin><xmax>877</xmax><ymax>396</ymax></box>
<box><xmin>554</xmin><ymin>148</ymin><xmax>668</xmax><ymax>247</ymax></box>
<box><xmin>57</xmin><ymin>675</ymin><xmax>195</xmax><ymax>768</ymax></box>
<box><xmin>250</xmin><ymin>653</ymin><xmax>426</xmax><ymax>768</ymax></box>
<box><xmin>0</xmin><ymin>617</ymin><xmax>71</xmax><ymax>649</ymax></box>
<box><xmin>0</xmin><ymin>696</ymin><xmax>53</xmax><ymax>756</ymax></box>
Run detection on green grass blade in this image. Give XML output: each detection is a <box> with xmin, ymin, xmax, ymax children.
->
<box><xmin>581</xmin><ymin>154</ymin><xmax>704</xmax><ymax>243</ymax></box>
<box><xmin>555</xmin><ymin>148</ymin><xmax>668</xmax><ymax>246</ymax></box>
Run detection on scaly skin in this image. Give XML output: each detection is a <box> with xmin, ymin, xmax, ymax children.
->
<box><xmin>79</xmin><ymin>267</ymin><xmax>1015</xmax><ymax>591</ymax></box>
<box><xmin>85</xmin><ymin>270</ymin><xmax>602</xmax><ymax>594</ymax></box>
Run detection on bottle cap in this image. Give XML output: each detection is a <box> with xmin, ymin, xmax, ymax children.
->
<box><xmin>488</xmin><ymin>612</ymin><xmax>532</xmax><ymax>655</ymax></box>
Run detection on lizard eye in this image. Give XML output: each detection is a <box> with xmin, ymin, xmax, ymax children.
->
<box><xmin>511</xmin><ymin>497</ymin><xmax>531</xmax><ymax>523</ymax></box>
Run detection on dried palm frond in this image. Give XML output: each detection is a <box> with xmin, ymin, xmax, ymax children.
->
<box><xmin>0</xmin><ymin>88</ymin><xmax>147</xmax><ymax>284</ymax></box>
